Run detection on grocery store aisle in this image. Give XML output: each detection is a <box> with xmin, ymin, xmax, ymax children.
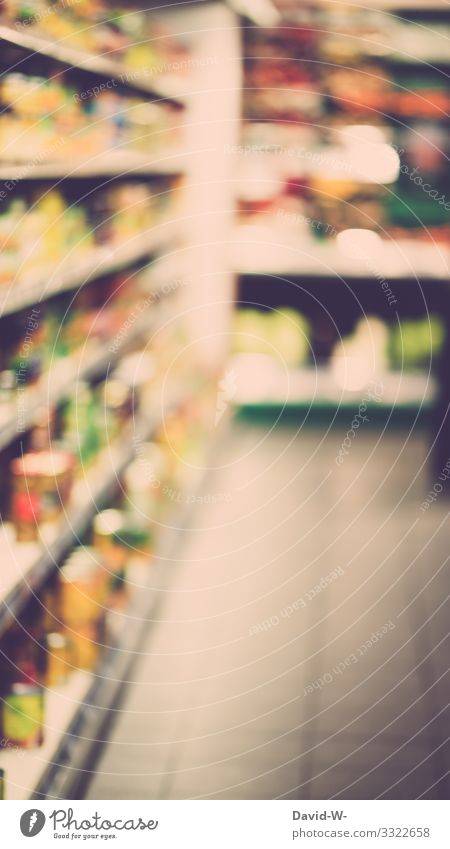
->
<box><xmin>86</xmin><ymin>419</ymin><xmax>449</xmax><ymax>800</ymax></box>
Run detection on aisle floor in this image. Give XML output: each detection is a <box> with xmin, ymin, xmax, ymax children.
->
<box><xmin>86</xmin><ymin>419</ymin><xmax>449</xmax><ymax>800</ymax></box>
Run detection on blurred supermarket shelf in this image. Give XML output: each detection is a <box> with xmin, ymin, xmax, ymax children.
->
<box><xmin>0</xmin><ymin>150</ymin><xmax>187</xmax><ymax>181</ymax></box>
<box><xmin>0</xmin><ymin>261</ymin><xmax>181</xmax><ymax>453</ymax></box>
<box><xmin>30</xmin><ymin>407</ymin><xmax>228</xmax><ymax>802</ymax></box>
<box><xmin>0</xmin><ymin>389</ymin><xmax>205</xmax><ymax>800</ymax></box>
<box><xmin>232</xmin><ymin>225</ymin><xmax>450</xmax><ymax>281</ymax></box>
<box><xmin>0</xmin><ymin>557</ymin><xmax>154</xmax><ymax>801</ymax></box>
<box><xmin>0</xmin><ymin>222</ymin><xmax>178</xmax><ymax>317</ymax></box>
<box><xmin>0</xmin><ymin>25</ymin><xmax>186</xmax><ymax>106</ymax></box>
<box><xmin>232</xmin><ymin>356</ymin><xmax>436</xmax><ymax>409</ymax></box>
<box><xmin>0</xmin><ymin>0</ymin><xmax>240</xmax><ymax>804</ymax></box>
<box><xmin>0</xmin><ymin>396</ymin><xmax>186</xmax><ymax>799</ymax></box>
<box><xmin>330</xmin><ymin>15</ymin><xmax>450</xmax><ymax>66</ymax></box>
<box><xmin>0</xmin><ymin>404</ymin><xmax>162</xmax><ymax>641</ymax></box>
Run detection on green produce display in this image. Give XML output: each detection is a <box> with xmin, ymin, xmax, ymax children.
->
<box><xmin>233</xmin><ymin>309</ymin><xmax>310</xmax><ymax>367</ymax></box>
<box><xmin>389</xmin><ymin>317</ymin><xmax>445</xmax><ymax>371</ymax></box>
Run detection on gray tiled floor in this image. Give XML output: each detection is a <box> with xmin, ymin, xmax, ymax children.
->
<box><xmin>86</xmin><ymin>420</ymin><xmax>449</xmax><ymax>800</ymax></box>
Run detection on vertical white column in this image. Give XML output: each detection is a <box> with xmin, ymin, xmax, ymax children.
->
<box><xmin>165</xmin><ymin>2</ymin><xmax>242</xmax><ymax>374</ymax></box>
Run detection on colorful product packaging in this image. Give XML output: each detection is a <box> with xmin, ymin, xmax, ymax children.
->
<box><xmin>10</xmin><ymin>451</ymin><xmax>74</xmax><ymax>542</ymax></box>
<box><xmin>2</xmin><ymin>683</ymin><xmax>44</xmax><ymax>749</ymax></box>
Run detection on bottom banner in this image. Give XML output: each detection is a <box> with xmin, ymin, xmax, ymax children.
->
<box><xmin>0</xmin><ymin>800</ymin><xmax>446</xmax><ymax>847</ymax></box>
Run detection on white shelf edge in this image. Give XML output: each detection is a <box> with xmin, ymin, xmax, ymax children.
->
<box><xmin>232</xmin><ymin>235</ymin><xmax>450</xmax><ymax>282</ymax></box>
<box><xmin>233</xmin><ymin>363</ymin><xmax>437</xmax><ymax>408</ymax></box>
<box><xmin>0</xmin><ymin>24</ymin><xmax>186</xmax><ymax>105</ymax></box>
<box><xmin>235</xmin><ymin>267</ymin><xmax>450</xmax><ymax>281</ymax></box>
<box><xmin>0</xmin><ymin>222</ymin><xmax>177</xmax><ymax>318</ymax></box>
<box><xmin>0</xmin><ymin>151</ymin><xmax>186</xmax><ymax>182</ymax></box>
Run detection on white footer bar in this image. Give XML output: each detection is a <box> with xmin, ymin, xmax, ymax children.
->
<box><xmin>1</xmin><ymin>800</ymin><xmax>446</xmax><ymax>847</ymax></box>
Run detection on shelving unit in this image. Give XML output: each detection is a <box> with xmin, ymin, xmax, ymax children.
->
<box><xmin>0</xmin><ymin>392</ymin><xmax>186</xmax><ymax>801</ymax></box>
<box><xmin>0</xmin><ymin>0</ymin><xmax>239</xmax><ymax>801</ymax></box>
<box><xmin>236</xmin><ymin>266</ymin><xmax>449</xmax><ymax>417</ymax></box>
<box><xmin>234</xmin><ymin>1</ymin><xmax>450</xmax><ymax>482</ymax></box>
<box><xmin>0</xmin><ymin>452</ymin><xmax>206</xmax><ymax>801</ymax></box>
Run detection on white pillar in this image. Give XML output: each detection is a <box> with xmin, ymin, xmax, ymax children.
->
<box><xmin>163</xmin><ymin>2</ymin><xmax>241</xmax><ymax>374</ymax></box>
